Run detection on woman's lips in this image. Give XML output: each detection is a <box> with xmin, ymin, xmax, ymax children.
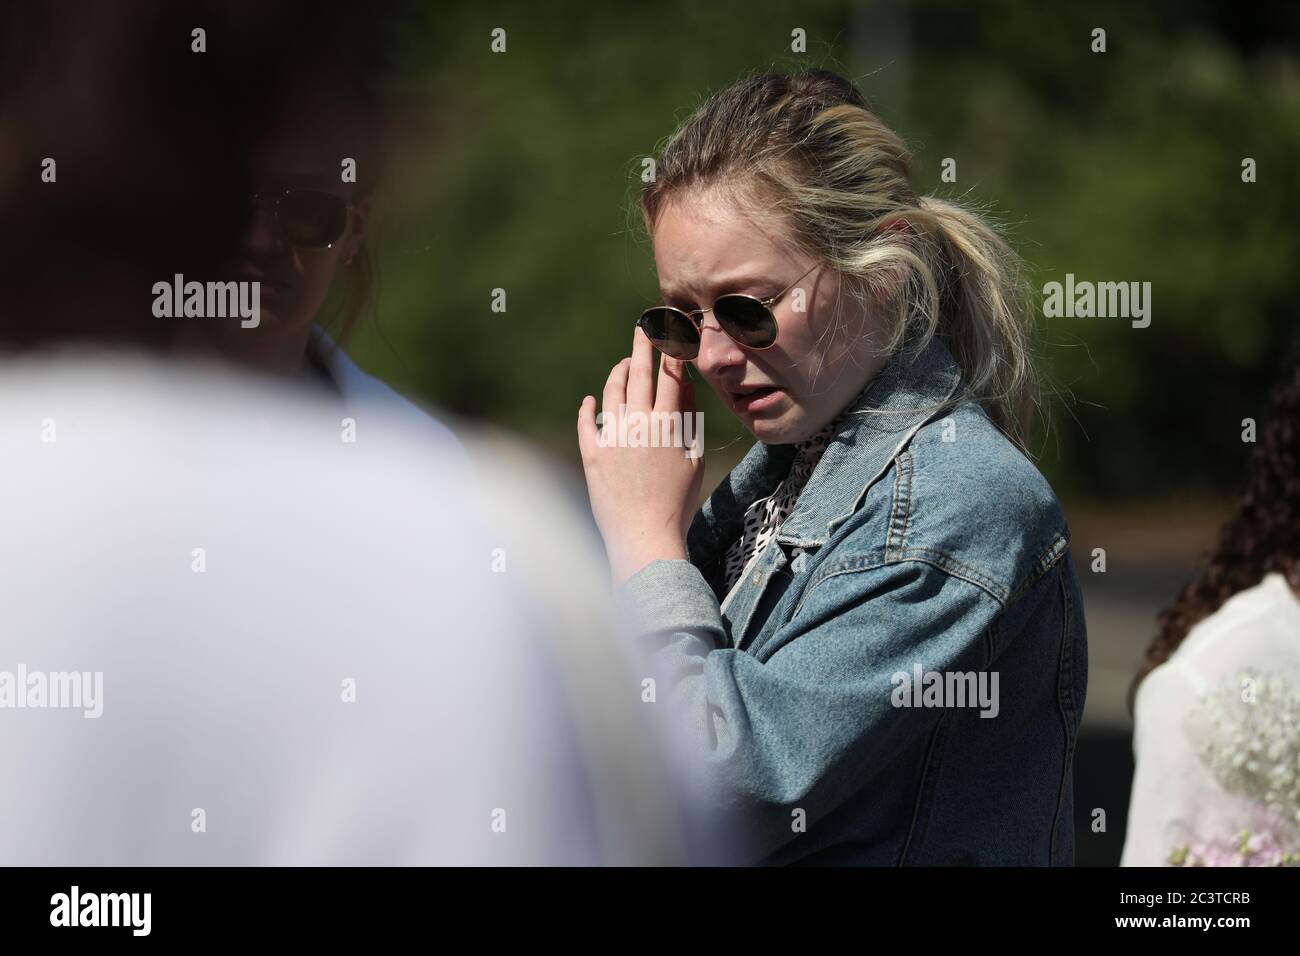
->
<box><xmin>731</xmin><ymin>385</ymin><xmax>784</xmax><ymax>414</ymax></box>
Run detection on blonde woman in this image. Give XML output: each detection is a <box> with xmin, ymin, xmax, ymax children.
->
<box><xmin>577</xmin><ymin>70</ymin><xmax>1087</xmax><ymax>865</ymax></box>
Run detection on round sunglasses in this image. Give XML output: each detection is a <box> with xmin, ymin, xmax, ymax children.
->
<box><xmin>251</xmin><ymin>188</ymin><xmax>353</xmax><ymax>250</ymax></box>
<box><xmin>638</xmin><ymin>264</ymin><xmax>819</xmax><ymax>360</ymax></box>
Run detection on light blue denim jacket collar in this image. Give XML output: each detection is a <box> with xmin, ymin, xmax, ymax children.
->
<box><xmin>688</xmin><ymin>332</ymin><xmax>964</xmax><ymax>574</ymax></box>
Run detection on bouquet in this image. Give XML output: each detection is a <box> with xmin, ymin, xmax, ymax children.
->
<box><xmin>1168</xmin><ymin>668</ymin><xmax>1300</xmax><ymax>866</ymax></box>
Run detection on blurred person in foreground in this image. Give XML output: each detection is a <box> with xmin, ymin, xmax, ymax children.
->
<box><xmin>0</xmin><ymin>1</ymin><xmax>708</xmax><ymax>866</ymax></box>
<box><xmin>0</xmin><ymin>361</ymin><xmax>699</xmax><ymax>865</ymax></box>
<box><xmin>1123</xmin><ymin>359</ymin><xmax>1300</xmax><ymax>867</ymax></box>
<box><xmin>1</xmin><ymin>1</ymin><xmax>451</xmax><ymax>438</ymax></box>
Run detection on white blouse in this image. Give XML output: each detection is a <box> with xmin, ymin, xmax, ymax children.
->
<box><xmin>1121</xmin><ymin>572</ymin><xmax>1300</xmax><ymax>866</ymax></box>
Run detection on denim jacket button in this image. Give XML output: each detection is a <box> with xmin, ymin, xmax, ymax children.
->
<box><xmin>751</xmin><ymin>569</ymin><xmax>763</xmax><ymax>586</ymax></box>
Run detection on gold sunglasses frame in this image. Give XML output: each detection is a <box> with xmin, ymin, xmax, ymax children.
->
<box><xmin>639</xmin><ymin>263</ymin><xmax>820</xmax><ymax>359</ymax></box>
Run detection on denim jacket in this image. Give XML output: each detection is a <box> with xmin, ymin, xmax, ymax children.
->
<box><xmin>617</xmin><ymin>333</ymin><xmax>1088</xmax><ymax>865</ymax></box>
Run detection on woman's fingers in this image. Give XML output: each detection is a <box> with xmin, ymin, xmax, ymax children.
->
<box><xmin>586</xmin><ymin>338</ymin><xmax>698</xmax><ymax>459</ymax></box>
<box><xmin>654</xmin><ymin>353</ymin><xmax>692</xmax><ymax>413</ymax></box>
<box><xmin>626</xmin><ymin>326</ymin><xmax>655</xmax><ymax>411</ymax></box>
<box><xmin>576</xmin><ymin>394</ymin><xmax>598</xmax><ymax>460</ymax></box>
<box><xmin>601</xmin><ymin>357</ymin><xmax>631</xmax><ymax>433</ymax></box>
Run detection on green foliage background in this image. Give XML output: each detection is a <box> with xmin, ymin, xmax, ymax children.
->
<box><xmin>334</xmin><ymin>0</ymin><xmax>1300</xmax><ymax>500</ymax></box>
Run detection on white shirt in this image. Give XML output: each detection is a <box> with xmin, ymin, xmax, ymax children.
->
<box><xmin>1121</xmin><ymin>572</ymin><xmax>1300</xmax><ymax>866</ymax></box>
<box><xmin>308</xmin><ymin>325</ymin><xmax>464</xmax><ymax>452</ymax></box>
<box><xmin>0</xmin><ymin>352</ymin><xmax>691</xmax><ymax>864</ymax></box>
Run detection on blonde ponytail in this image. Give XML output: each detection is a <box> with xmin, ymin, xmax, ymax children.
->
<box><xmin>911</xmin><ymin>195</ymin><xmax>1037</xmax><ymax>445</ymax></box>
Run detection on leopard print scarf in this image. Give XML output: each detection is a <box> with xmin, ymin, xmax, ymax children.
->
<box><xmin>719</xmin><ymin>420</ymin><xmax>840</xmax><ymax>598</ymax></box>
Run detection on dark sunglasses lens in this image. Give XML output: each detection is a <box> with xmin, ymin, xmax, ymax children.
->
<box><xmin>278</xmin><ymin>191</ymin><xmax>348</xmax><ymax>248</ymax></box>
<box><xmin>713</xmin><ymin>296</ymin><xmax>778</xmax><ymax>348</ymax></box>
<box><xmin>639</xmin><ymin>308</ymin><xmax>699</xmax><ymax>359</ymax></box>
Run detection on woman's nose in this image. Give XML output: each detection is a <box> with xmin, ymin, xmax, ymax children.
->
<box><xmin>693</xmin><ymin>319</ymin><xmax>745</xmax><ymax>377</ymax></box>
<box><xmin>240</xmin><ymin>203</ymin><xmax>279</xmax><ymax>255</ymax></box>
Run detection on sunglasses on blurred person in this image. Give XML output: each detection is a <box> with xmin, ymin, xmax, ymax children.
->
<box><xmin>251</xmin><ymin>188</ymin><xmax>352</xmax><ymax>250</ymax></box>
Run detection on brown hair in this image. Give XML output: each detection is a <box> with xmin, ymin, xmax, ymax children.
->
<box><xmin>332</xmin><ymin>247</ymin><xmax>377</xmax><ymax>345</ymax></box>
<box><xmin>1129</xmin><ymin>360</ymin><xmax>1300</xmax><ymax>711</ymax></box>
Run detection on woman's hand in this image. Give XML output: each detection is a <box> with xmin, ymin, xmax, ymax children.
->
<box><xmin>577</xmin><ymin>327</ymin><xmax>705</xmax><ymax>586</ymax></box>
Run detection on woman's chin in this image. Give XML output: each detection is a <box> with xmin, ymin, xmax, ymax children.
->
<box><xmin>243</xmin><ymin>307</ymin><xmax>311</xmax><ymax>337</ymax></box>
<box><xmin>743</xmin><ymin>404</ymin><xmax>844</xmax><ymax>446</ymax></box>
<box><xmin>743</xmin><ymin>409</ymin><xmax>803</xmax><ymax>445</ymax></box>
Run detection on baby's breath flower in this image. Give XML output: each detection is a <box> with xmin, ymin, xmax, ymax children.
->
<box><xmin>1197</xmin><ymin>668</ymin><xmax>1300</xmax><ymax>821</ymax></box>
